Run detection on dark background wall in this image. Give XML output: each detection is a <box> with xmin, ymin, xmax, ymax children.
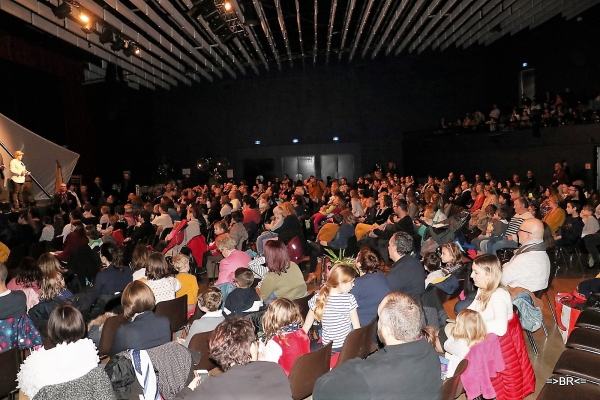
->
<box><xmin>0</xmin><ymin>6</ymin><xmax>599</xmax><ymax>187</ymax></box>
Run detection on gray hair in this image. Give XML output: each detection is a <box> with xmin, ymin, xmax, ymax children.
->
<box><xmin>390</xmin><ymin>232</ymin><xmax>413</xmax><ymax>255</ymax></box>
<box><xmin>379</xmin><ymin>292</ymin><xmax>423</xmax><ymax>342</ymax></box>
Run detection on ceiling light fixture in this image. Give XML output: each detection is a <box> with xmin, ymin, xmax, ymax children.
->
<box><xmin>292</xmin><ymin>139</ymin><xmax>299</xmax><ymax>144</ymax></box>
<box><xmin>52</xmin><ymin>2</ymin><xmax>72</xmax><ymax>19</ymax></box>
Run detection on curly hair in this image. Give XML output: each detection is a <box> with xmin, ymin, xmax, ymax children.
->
<box><xmin>262</xmin><ymin>298</ymin><xmax>303</xmax><ymax>340</ymax></box>
<box><xmin>356</xmin><ymin>247</ymin><xmax>380</xmax><ymax>274</ymax></box>
<box><xmin>209</xmin><ymin>318</ymin><xmax>256</xmax><ymax>371</ymax></box>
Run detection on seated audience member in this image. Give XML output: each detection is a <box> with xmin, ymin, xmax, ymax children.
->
<box><xmin>303</xmin><ymin>264</ymin><xmax>360</xmax><ymax>353</ymax></box>
<box><xmin>183</xmin><ymin>287</ymin><xmax>224</xmax><ymax>347</ymax></box>
<box><xmin>110</xmin><ymin>280</ymin><xmax>171</xmax><ymax>356</ymax></box>
<box><xmin>357</xmin><ymin>197</ymin><xmax>376</xmax><ymax>225</ymax></box>
<box><xmin>0</xmin><ymin>262</ymin><xmax>27</xmax><ymax>319</ymax></box>
<box><xmin>131</xmin><ymin>244</ymin><xmax>150</xmax><ymax>280</ymax></box>
<box><xmin>152</xmin><ymin>203</ymin><xmax>174</xmax><ymax>230</ymax></box>
<box><xmin>444</xmin><ymin>309</ymin><xmax>488</xmax><ymax>377</ymax></box>
<box><xmin>581</xmin><ymin>204</ymin><xmax>599</xmax><ymax>238</ymax></box>
<box><xmin>242</xmin><ymin>196</ymin><xmax>261</xmax><ymax>225</ymax></box>
<box><xmin>228</xmin><ymin>210</ymin><xmax>249</xmax><ymax>249</ymax></box>
<box><xmin>7</xmin><ymin>256</ymin><xmax>41</xmax><ymax>294</ymax></box>
<box><xmin>501</xmin><ymin>218</ymin><xmax>550</xmax><ymax>293</ymax></box>
<box><xmin>258</xmin><ymin>240</ymin><xmax>307</xmax><ymax>303</ymax></box>
<box><xmin>175</xmin><ymin>318</ymin><xmax>291</xmax><ymax>399</ymax></box>
<box><xmin>312</xmin><ymin>292</ymin><xmax>442</xmax><ymax>400</ymax></box>
<box><xmin>123</xmin><ymin>211</ymin><xmax>155</xmax><ymax>244</ymax></box>
<box><xmin>18</xmin><ymin>305</ymin><xmax>99</xmax><ymax>399</ymax></box>
<box><xmin>143</xmin><ymin>252</ymin><xmax>181</xmax><ymax>303</ymax></box>
<box><xmin>39</xmin><ymin>216</ymin><xmax>55</xmax><ymax>243</ymax></box>
<box><xmin>385</xmin><ymin>232</ymin><xmax>426</xmax><ymax>298</ymax></box>
<box><xmin>553</xmin><ymin>200</ymin><xmax>583</xmax><ymax>247</ymax></box>
<box><xmin>258</xmin><ymin>298</ymin><xmax>310</xmax><ymax>376</ymax></box>
<box><xmin>481</xmin><ymin>197</ymin><xmax>533</xmax><ymax>255</ymax></box>
<box><xmin>541</xmin><ymin>195</ymin><xmax>566</xmax><ymax>234</ymax></box>
<box><xmin>215</xmin><ymin>234</ymin><xmax>252</xmax><ymax>285</ymax></box>
<box><xmin>92</xmin><ymin>243</ymin><xmax>132</xmax><ymax>302</ymax></box>
<box><xmin>224</xmin><ymin>268</ymin><xmax>262</xmax><ymax>317</ymax></box>
<box><xmin>173</xmin><ymin>254</ymin><xmax>199</xmax><ymax>316</ymax></box>
<box><xmin>57</xmin><ymin>221</ymin><xmax>89</xmax><ymax>263</ymax></box>
<box><xmin>350</xmin><ymin>247</ymin><xmax>391</xmax><ymax>327</ymax></box>
<box><xmin>423</xmin><ymin>252</ymin><xmax>444</xmax><ymax>288</ymax></box>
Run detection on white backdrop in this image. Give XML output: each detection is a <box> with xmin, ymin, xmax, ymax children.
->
<box><xmin>0</xmin><ymin>113</ymin><xmax>79</xmax><ymax>201</ymax></box>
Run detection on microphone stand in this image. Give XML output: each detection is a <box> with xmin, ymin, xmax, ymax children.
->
<box><xmin>0</xmin><ymin>140</ymin><xmax>52</xmax><ymax>199</ymax></box>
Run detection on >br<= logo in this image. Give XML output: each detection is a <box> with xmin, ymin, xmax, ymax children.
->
<box><xmin>546</xmin><ymin>377</ymin><xmax>587</xmax><ymax>385</ymax></box>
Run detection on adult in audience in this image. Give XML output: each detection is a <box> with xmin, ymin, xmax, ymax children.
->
<box><xmin>385</xmin><ymin>232</ymin><xmax>425</xmax><ymax>298</ymax></box>
<box><xmin>0</xmin><ymin>262</ymin><xmax>27</xmax><ymax>319</ymax></box>
<box><xmin>215</xmin><ymin>233</ymin><xmax>252</xmax><ymax>285</ymax></box>
<box><xmin>259</xmin><ymin>240</ymin><xmax>307</xmax><ymax>303</ymax></box>
<box><xmin>131</xmin><ymin>244</ymin><xmax>150</xmax><ymax>280</ymax></box>
<box><xmin>453</xmin><ymin>180</ymin><xmax>472</xmax><ymax>208</ymax></box>
<box><xmin>110</xmin><ymin>280</ymin><xmax>171</xmax><ymax>356</ymax></box>
<box><xmin>143</xmin><ymin>252</ymin><xmax>181</xmax><ymax>303</ymax></box>
<box><xmin>350</xmin><ymin>247</ymin><xmax>391</xmax><ymax>327</ymax></box>
<box><xmin>18</xmin><ymin>305</ymin><xmax>99</xmax><ymax>399</ymax></box>
<box><xmin>228</xmin><ymin>210</ymin><xmax>249</xmax><ymax>249</ymax></box>
<box><xmin>176</xmin><ymin>318</ymin><xmax>291</xmax><ymax>399</ymax></box>
<box><xmin>7</xmin><ymin>256</ymin><xmax>41</xmax><ymax>294</ymax></box>
<box><xmin>57</xmin><ymin>221</ymin><xmax>89</xmax><ymax>263</ymax></box>
<box><xmin>152</xmin><ymin>203</ymin><xmax>174</xmax><ymax>230</ymax></box>
<box><xmin>92</xmin><ymin>243</ymin><xmax>132</xmax><ymax>302</ymax></box>
<box><xmin>542</xmin><ymin>195</ymin><xmax>566</xmax><ymax>234</ymax></box>
<box><xmin>312</xmin><ymin>292</ymin><xmax>441</xmax><ymax>400</ymax></box>
<box><xmin>501</xmin><ymin>218</ymin><xmax>550</xmax><ymax>293</ymax></box>
<box><xmin>242</xmin><ymin>196</ymin><xmax>261</xmax><ymax>225</ymax></box>
<box><xmin>123</xmin><ymin>211</ymin><xmax>155</xmax><ymax>244</ymax></box>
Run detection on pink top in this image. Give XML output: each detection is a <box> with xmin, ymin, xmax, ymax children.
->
<box><xmin>7</xmin><ymin>278</ymin><xmax>41</xmax><ymax>294</ymax></box>
<box><xmin>216</xmin><ymin>250</ymin><xmax>252</xmax><ymax>284</ymax></box>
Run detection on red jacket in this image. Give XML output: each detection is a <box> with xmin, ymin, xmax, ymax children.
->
<box><xmin>272</xmin><ymin>329</ymin><xmax>310</xmax><ymax>376</ymax></box>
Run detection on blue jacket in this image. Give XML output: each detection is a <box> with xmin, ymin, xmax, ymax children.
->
<box><xmin>512</xmin><ymin>291</ymin><xmax>542</xmax><ymax>332</ymax></box>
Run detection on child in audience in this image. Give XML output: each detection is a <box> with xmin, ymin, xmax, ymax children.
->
<box><xmin>258</xmin><ymin>298</ymin><xmax>310</xmax><ymax>376</ymax></box>
<box><xmin>440</xmin><ymin>242</ymin><xmax>465</xmax><ymax>276</ymax></box>
<box><xmin>143</xmin><ymin>252</ymin><xmax>181</xmax><ymax>303</ymax></box>
<box><xmin>443</xmin><ymin>309</ymin><xmax>487</xmax><ymax>377</ymax></box>
<box><xmin>183</xmin><ymin>287</ymin><xmax>224</xmax><ymax>347</ymax></box>
<box><xmin>173</xmin><ymin>254</ymin><xmax>199</xmax><ymax>318</ymax></box>
<box><xmin>203</xmin><ymin>220</ymin><xmax>228</xmax><ymax>271</ymax></box>
<box><xmin>223</xmin><ymin>268</ymin><xmax>262</xmax><ymax>317</ymax></box>
<box><xmin>302</xmin><ymin>263</ymin><xmax>360</xmax><ymax>353</ymax></box>
<box><xmin>423</xmin><ymin>252</ymin><xmax>444</xmax><ymax>288</ymax></box>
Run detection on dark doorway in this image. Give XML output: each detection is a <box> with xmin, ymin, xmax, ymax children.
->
<box><xmin>244</xmin><ymin>158</ymin><xmax>275</xmax><ymax>184</ymax></box>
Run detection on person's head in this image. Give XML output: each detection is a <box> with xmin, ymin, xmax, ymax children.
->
<box><xmin>423</xmin><ymin>252</ymin><xmax>441</xmax><ymax>272</ymax></box>
<box><xmin>314</xmin><ymin>264</ymin><xmax>357</xmax><ymax>321</ymax></box>
<box><xmin>484</xmin><ymin>204</ymin><xmax>497</xmax><ymax>218</ymax></box>
<box><xmin>131</xmin><ymin>244</ymin><xmax>150</xmax><ymax>272</ymax></box>
<box><xmin>280</xmin><ymin>202</ymin><xmax>297</xmax><ymax>218</ymax></box>
<box><xmin>393</xmin><ymin>199</ymin><xmax>408</xmax><ymax>216</ymax></box>
<box><xmin>517</xmin><ymin>217</ymin><xmax>544</xmax><ymax>245</ymax></box>
<box><xmin>48</xmin><ymin>305</ymin><xmax>86</xmax><ymax>345</ymax></box>
<box><xmin>71</xmin><ymin>221</ymin><xmax>86</xmax><ymax>237</ymax></box>
<box><xmin>0</xmin><ymin>263</ymin><xmax>8</xmax><ymax>288</ymax></box>
<box><xmin>495</xmin><ymin>208</ymin><xmax>507</xmax><ymax>220</ymax></box>
<box><xmin>231</xmin><ymin>210</ymin><xmax>244</xmax><ymax>224</ymax></box>
<box><xmin>100</xmin><ymin>243</ymin><xmax>125</xmax><ymax>270</ymax></box>
<box><xmin>441</xmin><ymin>242</ymin><xmax>462</xmax><ymax>265</ymax></box>
<box><xmin>272</xmin><ymin>206</ymin><xmax>284</xmax><ymax>220</ymax></box>
<box><xmin>146</xmin><ymin>252</ymin><xmax>171</xmax><ymax>280</ymax></box>
<box><xmin>172</xmin><ymin>254</ymin><xmax>190</xmax><ymax>273</ymax></box>
<box><xmin>233</xmin><ymin>268</ymin><xmax>254</xmax><ymax>288</ymax></box>
<box><xmin>262</xmin><ymin>298</ymin><xmax>303</xmax><ymax>340</ymax></box>
<box><xmin>209</xmin><ymin>318</ymin><xmax>257</xmax><ymax>371</ymax></box>
<box><xmin>197</xmin><ymin>287</ymin><xmax>222</xmax><ymax>312</ymax></box>
<box><xmin>214</xmin><ymin>220</ymin><xmax>228</xmax><ymax>235</ymax></box>
<box><xmin>37</xmin><ymin>253</ymin><xmax>66</xmax><ymax>276</ymax></box>
<box><xmin>14</xmin><ymin>150</ymin><xmax>24</xmax><ymax>160</ymax></box>
<box><xmin>452</xmin><ymin>309</ymin><xmax>487</xmax><ymax>347</ymax></box>
<box><xmin>582</xmin><ymin>204</ymin><xmax>594</xmax><ymax>217</ymax></box>
<box><xmin>15</xmin><ymin>256</ymin><xmax>41</xmax><ymax>287</ymax></box>
<box><xmin>388</xmin><ymin>232</ymin><xmax>413</xmax><ymax>262</ymax></box>
<box><xmin>122</xmin><ymin>280</ymin><xmax>156</xmax><ymax>319</ymax></box>
<box><xmin>356</xmin><ymin>246</ymin><xmax>381</xmax><ymax>274</ymax></box>
<box><xmin>40</xmin><ymin>271</ymin><xmax>67</xmax><ymax>300</ymax></box>
<box><xmin>513</xmin><ymin>197</ymin><xmax>528</xmax><ymax>214</ymax></box>
<box><xmin>263</xmin><ymin>240</ymin><xmax>290</xmax><ymax>275</ymax></box>
<box><xmin>470</xmin><ymin>254</ymin><xmax>504</xmax><ymax>310</ymax></box>
<box><xmin>216</xmin><ymin>233</ymin><xmax>237</xmax><ymax>255</ymax></box>
<box><xmin>566</xmin><ymin>201</ymin><xmax>580</xmax><ymax>216</ymax></box>
<box><xmin>377</xmin><ymin>292</ymin><xmax>423</xmax><ymax>345</ymax></box>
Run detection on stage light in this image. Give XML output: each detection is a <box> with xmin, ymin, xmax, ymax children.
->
<box><xmin>292</xmin><ymin>139</ymin><xmax>299</xmax><ymax>144</ymax></box>
<box><xmin>111</xmin><ymin>35</ymin><xmax>125</xmax><ymax>51</ymax></box>
<box><xmin>254</xmin><ymin>140</ymin><xmax>260</xmax><ymax>145</ymax></box>
<box><xmin>134</xmin><ymin>47</ymin><xmax>141</xmax><ymax>55</ymax></box>
<box><xmin>79</xmin><ymin>13</ymin><xmax>89</xmax><ymax>23</ymax></box>
<box><xmin>333</xmin><ymin>137</ymin><xmax>339</xmax><ymax>141</ymax></box>
<box><xmin>53</xmin><ymin>2</ymin><xmax>72</xmax><ymax>19</ymax></box>
<box><xmin>223</xmin><ymin>1</ymin><xmax>232</xmax><ymax>11</ymax></box>
<box><xmin>522</xmin><ymin>62</ymin><xmax>528</xmax><ymax>67</ymax></box>
<box><xmin>123</xmin><ymin>41</ymin><xmax>136</xmax><ymax>57</ymax></box>
<box><xmin>99</xmin><ymin>28</ymin><xmax>113</xmax><ymax>44</ymax></box>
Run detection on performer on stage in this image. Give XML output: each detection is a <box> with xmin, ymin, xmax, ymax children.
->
<box><xmin>10</xmin><ymin>150</ymin><xmax>29</xmax><ymax>209</ymax></box>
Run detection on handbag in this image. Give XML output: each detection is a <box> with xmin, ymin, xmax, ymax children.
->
<box><xmin>555</xmin><ymin>291</ymin><xmax>587</xmax><ymax>343</ymax></box>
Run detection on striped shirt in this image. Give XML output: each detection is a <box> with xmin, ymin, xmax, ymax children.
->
<box><xmin>504</xmin><ymin>212</ymin><xmax>534</xmax><ymax>240</ymax></box>
<box><xmin>309</xmin><ymin>292</ymin><xmax>358</xmax><ymax>349</ymax></box>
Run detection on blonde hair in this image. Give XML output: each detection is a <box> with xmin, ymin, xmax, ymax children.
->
<box><xmin>442</xmin><ymin>242</ymin><xmax>463</xmax><ymax>265</ymax></box>
<box><xmin>38</xmin><ymin>253</ymin><xmax>66</xmax><ymax>276</ymax></box>
<box><xmin>280</xmin><ymin>202</ymin><xmax>297</xmax><ymax>217</ymax></box>
<box><xmin>314</xmin><ymin>264</ymin><xmax>357</xmax><ymax>321</ymax></box>
<box><xmin>172</xmin><ymin>254</ymin><xmax>190</xmax><ymax>272</ymax></box>
<box><xmin>473</xmin><ymin>254</ymin><xmax>505</xmax><ymax>311</ymax></box>
<box><xmin>262</xmin><ymin>298</ymin><xmax>303</xmax><ymax>341</ymax></box>
<box><xmin>40</xmin><ymin>271</ymin><xmax>67</xmax><ymax>300</ymax></box>
<box><xmin>452</xmin><ymin>309</ymin><xmax>487</xmax><ymax>347</ymax></box>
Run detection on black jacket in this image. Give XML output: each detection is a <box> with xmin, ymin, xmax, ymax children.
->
<box><xmin>385</xmin><ymin>254</ymin><xmax>426</xmax><ymax>298</ymax></box>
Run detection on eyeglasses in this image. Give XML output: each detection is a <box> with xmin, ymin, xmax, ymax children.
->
<box><xmin>518</xmin><ymin>228</ymin><xmax>533</xmax><ymax>235</ymax></box>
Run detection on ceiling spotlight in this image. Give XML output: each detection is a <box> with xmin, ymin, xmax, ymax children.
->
<box><xmin>522</xmin><ymin>62</ymin><xmax>528</xmax><ymax>67</ymax></box>
<box><xmin>123</xmin><ymin>41</ymin><xmax>137</xmax><ymax>57</ymax></box>
<box><xmin>79</xmin><ymin>13</ymin><xmax>89</xmax><ymax>23</ymax></box>
<box><xmin>134</xmin><ymin>47</ymin><xmax>141</xmax><ymax>55</ymax></box>
<box><xmin>333</xmin><ymin>137</ymin><xmax>339</xmax><ymax>141</ymax></box>
<box><xmin>223</xmin><ymin>1</ymin><xmax>232</xmax><ymax>11</ymax></box>
<box><xmin>111</xmin><ymin>35</ymin><xmax>125</xmax><ymax>52</ymax></box>
<box><xmin>53</xmin><ymin>2</ymin><xmax>72</xmax><ymax>19</ymax></box>
<box><xmin>99</xmin><ymin>28</ymin><xmax>113</xmax><ymax>44</ymax></box>
<box><xmin>254</xmin><ymin>140</ymin><xmax>260</xmax><ymax>145</ymax></box>
<box><xmin>292</xmin><ymin>139</ymin><xmax>299</xmax><ymax>144</ymax></box>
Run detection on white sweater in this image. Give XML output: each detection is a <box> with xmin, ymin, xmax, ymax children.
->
<box><xmin>468</xmin><ymin>288</ymin><xmax>512</xmax><ymax>336</ymax></box>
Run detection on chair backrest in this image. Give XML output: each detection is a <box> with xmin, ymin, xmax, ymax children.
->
<box><xmin>188</xmin><ymin>331</ymin><xmax>218</xmax><ymax>371</ymax></box>
<box><xmin>440</xmin><ymin>359</ymin><xmax>468</xmax><ymax>400</ymax></box>
<box><xmin>154</xmin><ymin>295</ymin><xmax>188</xmax><ymax>333</ymax></box>
<box><xmin>288</xmin><ymin>341</ymin><xmax>333</xmax><ymax>400</ymax></box>
<box><xmin>0</xmin><ymin>347</ymin><xmax>20</xmax><ymax>398</ymax></box>
<box><xmin>293</xmin><ymin>294</ymin><xmax>312</xmax><ymax>321</ymax></box>
<box><xmin>97</xmin><ymin>314</ymin><xmax>128</xmax><ymax>356</ymax></box>
<box><xmin>335</xmin><ymin>318</ymin><xmax>377</xmax><ymax>368</ymax></box>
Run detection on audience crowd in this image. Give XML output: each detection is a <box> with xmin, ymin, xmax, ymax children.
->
<box><xmin>1</xmin><ymin>157</ymin><xmax>599</xmax><ymax>399</ymax></box>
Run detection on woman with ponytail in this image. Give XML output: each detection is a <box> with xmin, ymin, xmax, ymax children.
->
<box><xmin>302</xmin><ymin>263</ymin><xmax>360</xmax><ymax>352</ymax></box>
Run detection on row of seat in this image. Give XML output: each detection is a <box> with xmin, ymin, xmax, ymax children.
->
<box><xmin>537</xmin><ymin>308</ymin><xmax>600</xmax><ymax>399</ymax></box>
